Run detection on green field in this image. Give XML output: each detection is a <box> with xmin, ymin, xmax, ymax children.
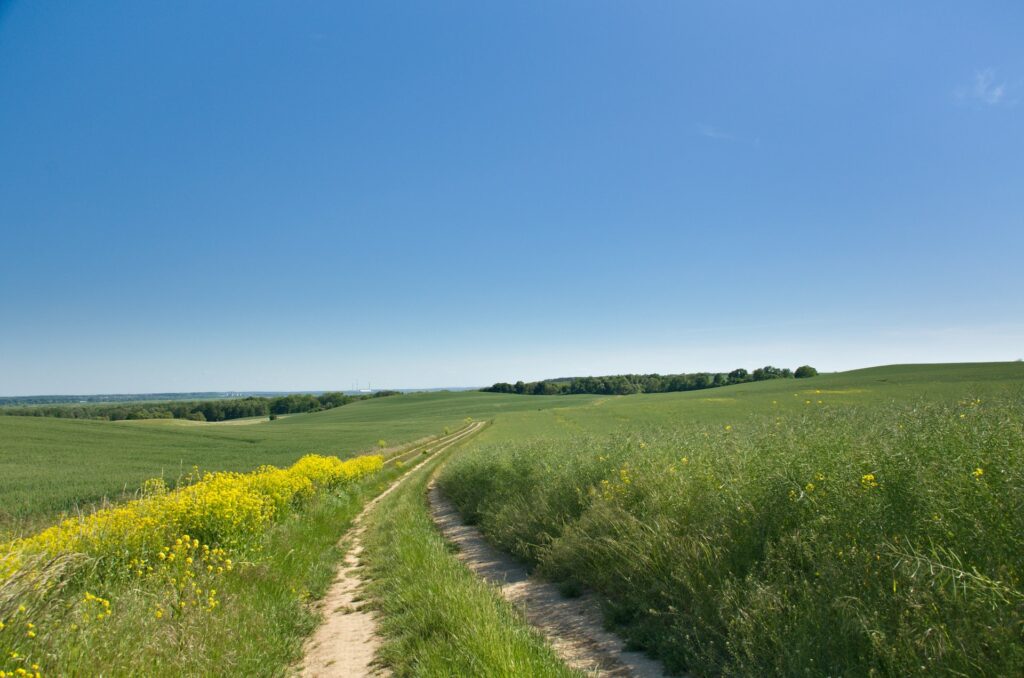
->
<box><xmin>0</xmin><ymin>393</ymin><xmax>606</xmax><ymax>536</ymax></box>
<box><xmin>2</xmin><ymin>362</ymin><xmax>1023</xmax><ymax>675</ymax></box>
<box><xmin>0</xmin><ymin>391</ymin><xmax>600</xmax><ymax>534</ymax></box>
<box><xmin>472</xmin><ymin>361</ymin><xmax>1024</xmax><ymax>443</ymax></box>
<box><xmin>440</xmin><ymin>362</ymin><xmax>1024</xmax><ymax>676</ymax></box>
<box><xmin>3</xmin><ymin>363</ymin><xmax>1020</xmax><ymax>534</ymax></box>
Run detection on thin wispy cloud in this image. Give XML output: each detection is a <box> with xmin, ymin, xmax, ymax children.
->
<box><xmin>698</xmin><ymin>124</ymin><xmax>737</xmax><ymax>141</ymax></box>
<box><xmin>958</xmin><ymin>69</ymin><xmax>1013</xmax><ymax>106</ymax></box>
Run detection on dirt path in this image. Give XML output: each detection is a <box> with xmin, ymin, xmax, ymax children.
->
<box><xmin>428</xmin><ymin>482</ymin><xmax>670</xmax><ymax>678</ymax></box>
<box><xmin>298</xmin><ymin>422</ymin><xmax>486</xmax><ymax>677</ymax></box>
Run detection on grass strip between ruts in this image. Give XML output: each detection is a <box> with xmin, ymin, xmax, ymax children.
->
<box><xmin>361</xmin><ymin>445</ymin><xmax>580</xmax><ymax>677</ymax></box>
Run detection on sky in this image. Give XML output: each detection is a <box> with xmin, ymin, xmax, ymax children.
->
<box><xmin>1</xmin><ymin>1</ymin><xmax>1022</xmax><ymax>394</ymax></box>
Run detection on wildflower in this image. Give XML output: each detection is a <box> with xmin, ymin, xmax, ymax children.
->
<box><xmin>972</xmin><ymin>467</ymin><xmax>984</xmax><ymax>479</ymax></box>
<box><xmin>805</xmin><ymin>482</ymin><xmax>815</xmax><ymax>493</ymax></box>
<box><xmin>861</xmin><ymin>473</ymin><xmax>879</xmax><ymax>489</ymax></box>
<box><xmin>724</xmin><ymin>425</ymin><xmax>732</xmax><ymax>431</ymax></box>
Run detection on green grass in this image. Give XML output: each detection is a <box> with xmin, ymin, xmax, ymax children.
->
<box><xmin>439</xmin><ymin>363</ymin><xmax>1024</xmax><ymax>676</ymax></box>
<box><xmin>475</xmin><ymin>362</ymin><xmax>1024</xmax><ymax>445</ymax></box>
<box><xmin>0</xmin><ymin>390</ymin><xmax>600</xmax><ymax>534</ymax></box>
<box><xmin>4</xmin><ymin>362</ymin><xmax>1023</xmax><ymax>675</ymax></box>
<box><xmin>1</xmin><ymin>462</ymin><xmax>407</xmax><ymax>677</ymax></box>
<box><xmin>360</xmin><ymin>438</ymin><xmax>579</xmax><ymax>677</ymax></box>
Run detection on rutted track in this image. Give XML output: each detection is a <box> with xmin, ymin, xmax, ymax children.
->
<box><xmin>428</xmin><ymin>481</ymin><xmax>670</xmax><ymax>677</ymax></box>
<box><xmin>298</xmin><ymin>421</ymin><xmax>486</xmax><ymax>677</ymax></box>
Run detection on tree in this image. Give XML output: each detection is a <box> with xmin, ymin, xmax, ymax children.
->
<box><xmin>752</xmin><ymin>366</ymin><xmax>784</xmax><ymax>381</ymax></box>
<box><xmin>795</xmin><ymin>365</ymin><xmax>818</xmax><ymax>378</ymax></box>
<box><xmin>728</xmin><ymin>368</ymin><xmax>749</xmax><ymax>383</ymax></box>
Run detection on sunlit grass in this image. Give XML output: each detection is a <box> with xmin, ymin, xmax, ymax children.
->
<box><xmin>0</xmin><ymin>455</ymin><xmax>395</xmax><ymax>677</ymax></box>
<box><xmin>441</xmin><ymin>395</ymin><xmax>1024</xmax><ymax>675</ymax></box>
<box><xmin>361</xmin><ymin>448</ymin><xmax>578</xmax><ymax>677</ymax></box>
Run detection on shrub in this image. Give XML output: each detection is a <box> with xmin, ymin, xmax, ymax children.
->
<box><xmin>795</xmin><ymin>365</ymin><xmax>818</xmax><ymax>378</ymax></box>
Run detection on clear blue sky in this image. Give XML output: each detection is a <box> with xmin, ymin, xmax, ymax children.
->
<box><xmin>1</xmin><ymin>2</ymin><xmax>1022</xmax><ymax>394</ymax></box>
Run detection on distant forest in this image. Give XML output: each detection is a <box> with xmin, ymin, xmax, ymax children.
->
<box><xmin>0</xmin><ymin>391</ymin><xmax>401</xmax><ymax>422</ymax></box>
<box><xmin>482</xmin><ymin>365</ymin><xmax>818</xmax><ymax>396</ymax></box>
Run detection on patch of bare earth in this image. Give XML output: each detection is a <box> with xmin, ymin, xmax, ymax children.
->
<box><xmin>429</xmin><ymin>482</ymin><xmax>671</xmax><ymax>678</ymax></box>
<box><xmin>298</xmin><ymin>484</ymin><xmax>393</xmax><ymax>677</ymax></box>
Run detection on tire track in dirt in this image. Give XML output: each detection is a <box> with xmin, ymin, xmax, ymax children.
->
<box><xmin>428</xmin><ymin>482</ymin><xmax>671</xmax><ymax>678</ymax></box>
<box><xmin>297</xmin><ymin>422</ymin><xmax>486</xmax><ymax>677</ymax></box>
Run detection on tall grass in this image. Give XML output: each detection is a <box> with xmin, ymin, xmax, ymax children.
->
<box><xmin>440</xmin><ymin>397</ymin><xmax>1024</xmax><ymax>676</ymax></box>
<box><xmin>360</xmin><ymin>450</ymin><xmax>579</xmax><ymax>677</ymax></box>
<box><xmin>0</xmin><ymin>456</ymin><xmax>392</xmax><ymax>676</ymax></box>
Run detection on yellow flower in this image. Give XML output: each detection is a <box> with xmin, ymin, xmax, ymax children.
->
<box><xmin>860</xmin><ymin>473</ymin><xmax>879</xmax><ymax>489</ymax></box>
<box><xmin>972</xmin><ymin>467</ymin><xmax>984</xmax><ymax>479</ymax></box>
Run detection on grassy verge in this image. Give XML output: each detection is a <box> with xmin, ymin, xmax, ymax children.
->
<box><xmin>440</xmin><ymin>396</ymin><xmax>1024</xmax><ymax>676</ymax></box>
<box><xmin>360</xmin><ymin>444</ymin><xmax>579</xmax><ymax>677</ymax></box>
<box><xmin>0</xmin><ymin>461</ymin><xmax>406</xmax><ymax>677</ymax></box>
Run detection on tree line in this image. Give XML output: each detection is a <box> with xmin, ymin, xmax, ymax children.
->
<box><xmin>482</xmin><ymin>365</ymin><xmax>818</xmax><ymax>396</ymax></box>
<box><xmin>0</xmin><ymin>390</ymin><xmax>401</xmax><ymax>422</ymax></box>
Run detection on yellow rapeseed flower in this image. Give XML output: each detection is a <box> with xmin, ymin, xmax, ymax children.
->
<box><xmin>2</xmin><ymin>453</ymin><xmax>384</xmax><ymax>587</ymax></box>
<box><xmin>860</xmin><ymin>473</ymin><xmax>879</xmax><ymax>489</ymax></box>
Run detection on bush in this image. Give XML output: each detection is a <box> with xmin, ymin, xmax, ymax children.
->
<box><xmin>795</xmin><ymin>365</ymin><xmax>818</xmax><ymax>378</ymax></box>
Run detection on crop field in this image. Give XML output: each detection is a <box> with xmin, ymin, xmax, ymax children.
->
<box><xmin>0</xmin><ymin>391</ymin><xmax>599</xmax><ymax>536</ymax></box>
<box><xmin>440</xmin><ymin>362</ymin><xmax>1024</xmax><ymax>676</ymax></box>
<box><xmin>1</xmin><ymin>362</ymin><xmax>1022</xmax><ymax>676</ymax></box>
